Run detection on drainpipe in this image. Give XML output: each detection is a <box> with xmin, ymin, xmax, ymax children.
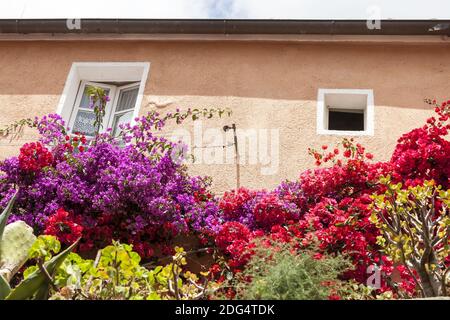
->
<box><xmin>224</xmin><ymin>124</ymin><xmax>240</xmax><ymax>190</ymax></box>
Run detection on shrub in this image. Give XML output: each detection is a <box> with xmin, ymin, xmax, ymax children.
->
<box><xmin>2</xmin><ymin>93</ymin><xmax>450</xmax><ymax>300</ymax></box>
<box><xmin>0</xmin><ymin>108</ymin><xmax>229</xmax><ymax>258</ymax></box>
<box><xmin>229</xmin><ymin>240</ymin><xmax>352</xmax><ymax>300</ymax></box>
<box><xmin>371</xmin><ymin>177</ymin><xmax>450</xmax><ymax>297</ymax></box>
<box><xmin>213</xmin><ymin>138</ymin><xmax>395</xmax><ymax>292</ymax></box>
<box><xmin>218</xmin><ymin>188</ymin><xmax>299</xmax><ymax>230</ymax></box>
<box><xmin>214</xmin><ymin>221</ymin><xmax>254</xmax><ymax>269</ymax></box>
<box><xmin>391</xmin><ymin>100</ymin><xmax>450</xmax><ymax>189</ymax></box>
<box><xmin>22</xmin><ymin>237</ymin><xmax>216</xmax><ymax>300</ymax></box>
<box><xmin>212</xmin><ymin>100</ymin><xmax>450</xmax><ymax>298</ymax></box>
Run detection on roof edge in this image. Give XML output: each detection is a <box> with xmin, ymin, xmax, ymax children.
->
<box><xmin>0</xmin><ymin>33</ymin><xmax>449</xmax><ymax>45</ymax></box>
<box><xmin>0</xmin><ymin>19</ymin><xmax>449</xmax><ymax>36</ymax></box>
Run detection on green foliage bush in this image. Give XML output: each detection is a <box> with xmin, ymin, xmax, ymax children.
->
<box><xmin>31</xmin><ymin>240</ymin><xmax>217</xmax><ymax>300</ymax></box>
<box><xmin>229</xmin><ymin>240</ymin><xmax>353</xmax><ymax>300</ymax></box>
<box><xmin>1</xmin><ymin>195</ymin><xmax>77</xmax><ymax>300</ymax></box>
<box><xmin>371</xmin><ymin>177</ymin><xmax>450</xmax><ymax>297</ymax></box>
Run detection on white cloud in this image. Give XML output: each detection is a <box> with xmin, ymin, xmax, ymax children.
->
<box><xmin>0</xmin><ymin>0</ymin><xmax>211</xmax><ymax>19</ymax></box>
<box><xmin>222</xmin><ymin>0</ymin><xmax>450</xmax><ymax>19</ymax></box>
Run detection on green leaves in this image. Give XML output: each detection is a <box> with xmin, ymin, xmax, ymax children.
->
<box><xmin>5</xmin><ymin>238</ymin><xmax>79</xmax><ymax>300</ymax></box>
<box><xmin>0</xmin><ymin>221</ymin><xmax>36</xmax><ymax>283</ymax></box>
<box><xmin>48</xmin><ymin>241</ymin><xmax>158</xmax><ymax>299</ymax></box>
<box><xmin>0</xmin><ymin>118</ymin><xmax>35</xmax><ymax>139</ymax></box>
<box><xmin>28</xmin><ymin>235</ymin><xmax>61</xmax><ymax>261</ymax></box>
<box><xmin>3</xmin><ymin>235</ymin><xmax>212</xmax><ymax>300</ymax></box>
<box><xmin>0</xmin><ymin>191</ymin><xmax>17</xmax><ymax>240</ymax></box>
<box><xmin>86</xmin><ymin>86</ymin><xmax>108</xmax><ymax>136</ymax></box>
<box><xmin>371</xmin><ymin>178</ymin><xmax>450</xmax><ymax>297</ymax></box>
<box><xmin>1</xmin><ymin>192</ymin><xmax>37</xmax><ymax>284</ymax></box>
<box><xmin>0</xmin><ymin>274</ymin><xmax>11</xmax><ymax>300</ymax></box>
<box><xmin>43</xmin><ymin>242</ymin><xmax>213</xmax><ymax>300</ymax></box>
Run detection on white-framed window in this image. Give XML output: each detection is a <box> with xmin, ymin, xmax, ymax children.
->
<box><xmin>57</xmin><ymin>62</ymin><xmax>150</xmax><ymax>137</ymax></box>
<box><xmin>316</xmin><ymin>89</ymin><xmax>374</xmax><ymax>136</ymax></box>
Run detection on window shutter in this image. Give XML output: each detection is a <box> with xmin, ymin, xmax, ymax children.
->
<box><xmin>111</xmin><ymin>85</ymin><xmax>139</xmax><ymax>137</ymax></box>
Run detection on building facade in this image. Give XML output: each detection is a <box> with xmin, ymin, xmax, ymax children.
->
<box><xmin>0</xmin><ymin>20</ymin><xmax>449</xmax><ymax>192</ymax></box>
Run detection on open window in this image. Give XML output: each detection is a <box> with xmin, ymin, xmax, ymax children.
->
<box><xmin>57</xmin><ymin>62</ymin><xmax>150</xmax><ymax>136</ymax></box>
<box><xmin>316</xmin><ymin>89</ymin><xmax>374</xmax><ymax>136</ymax></box>
<box><xmin>69</xmin><ymin>81</ymin><xmax>140</xmax><ymax>137</ymax></box>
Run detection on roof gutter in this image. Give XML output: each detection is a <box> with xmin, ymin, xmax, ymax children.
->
<box><xmin>0</xmin><ymin>19</ymin><xmax>449</xmax><ymax>36</ymax></box>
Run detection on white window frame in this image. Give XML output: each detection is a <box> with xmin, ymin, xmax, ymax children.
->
<box><xmin>107</xmin><ymin>82</ymin><xmax>141</xmax><ymax>136</ymax></box>
<box><xmin>316</xmin><ymin>88</ymin><xmax>374</xmax><ymax>136</ymax></box>
<box><xmin>57</xmin><ymin>62</ymin><xmax>150</xmax><ymax>135</ymax></box>
<box><xmin>68</xmin><ymin>81</ymin><xmax>116</xmax><ymax>136</ymax></box>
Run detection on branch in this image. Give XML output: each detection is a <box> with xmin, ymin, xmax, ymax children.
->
<box><xmin>38</xmin><ymin>262</ymin><xmax>58</xmax><ymax>292</ymax></box>
<box><xmin>402</xmin><ymin>253</ymin><xmax>426</xmax><ymax>296</ymax></box>
<box><xmin>142</xmin><ymin>248</ymin><xmax>212</xmax><ymax>269</ymax></box>
<box><xmin>171</xmin><ymin>264</ymin><xmax>181</xmax><ymax>300</ymax></box>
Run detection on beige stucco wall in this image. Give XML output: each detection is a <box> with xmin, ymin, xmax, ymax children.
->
<box><xmin>0</xmin><ymin>40</ymin><xmax>449</xmax><ymax>193</ymax></box>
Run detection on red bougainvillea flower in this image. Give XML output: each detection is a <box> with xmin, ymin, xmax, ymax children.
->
<box><xmin>18</xmin><ymin>142</ymin><xmax>53</xmax><ymax>172</ymax></box>
<box><xmin>343</xmin><ymin>149</ymin><xmax>352</xmax><ymax>158</ymax></box>
<box><xmin>132</xmin><ymin>242</ymin><xmax>154</xmax><ymax>258</ymax></box>
<box><xmin>253</xmin><ymin>193</ymin><xmax>294</xmax><ymax>230</ymax></box>
<box><xmin>313</xmin><ymin>253</ymin><xmax>323</xmax><ymax>260</ymax></box>
<box><xmin>215</xmin><ymin>221</ymin><xmax>251</xmax><ymax>251</ymax></box>
<box><xmin>193</xmin><ymin>188</ymin><xmax>214</xmax><ymax>203</ymax></box>
<box><xmin>226</xmin><ymin>288</ymin><xmax>236</xmax><ymax>299</ymax></box>
<box><xmin>215</xmin><ymin>222</ymin><xmax>255</xmax><ymax>269</ymax></box>
<box><xmin>44</xmin><ymin>208</ymin><xmax>83</xmax><ymax>244</ymax></box>
<box><xmin>391</xmin><ymin>122</ymin><xmax>450</xmax><ymax>189</ymax></box>
<box><xmin>219</xmin><ymin>188</ymin><xmax>256</xmax><ymax>220</ymax></box>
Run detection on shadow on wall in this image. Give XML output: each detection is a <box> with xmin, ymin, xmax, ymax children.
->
<box><xmin>0</xmin><ymin>41</ymin><xmax>449</xmax><ymax>109</ymax></box>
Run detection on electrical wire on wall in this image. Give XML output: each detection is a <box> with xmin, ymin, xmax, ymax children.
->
<box><xmin>192</xmin><ymin>123</ymin><xmax>240</xmax><ymax>190</ymax></box>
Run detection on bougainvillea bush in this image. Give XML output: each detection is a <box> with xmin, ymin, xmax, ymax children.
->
<box><xmin>1</xmin><ymin>95</ymin><xmax>449</xmax><ymax>300</ymax></box>
<box><xmin>0</xmin><ymin>108</ymin><xmax>227</xmax><ymax>259</ymax></box>
<box><xmin>215</xmin><ymin>238</ymin><xmax>353</xmax><ymax>300</ymax></box>
<box><xmin>392</xmin><ymin>99</ymin><xmax>450</xmax><ymax>189</ymax></box>
<box><xmin>211</xmin><ymin>99</ymin><xmax>450</xmax><ymax>299</ymax></box>
<box><xmin>212</xmin><ymin>145</ymin><xmax>406</xmax><ymax>297</ymax></box>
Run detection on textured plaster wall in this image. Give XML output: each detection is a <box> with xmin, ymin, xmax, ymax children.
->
<box><xmin>0</xmin><ymin>40</ymin><xmax>448</xmax><ymax>193</ymax></box>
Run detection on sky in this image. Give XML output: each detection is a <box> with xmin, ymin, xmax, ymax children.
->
<box><xmin>0</xmin><ymin>0</ymin><xmax>449</xmax><ymax>19</ymax></box>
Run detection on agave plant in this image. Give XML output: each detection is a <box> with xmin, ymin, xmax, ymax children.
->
<box><xmin>0</xmin><ymin>192</ymin><xmax>36</xmax><ymax>298</ymax></box>
<box><xmin>0</xmin><ymin>192</ymin><xmax>78</xmax><ymax>300</ymax></box>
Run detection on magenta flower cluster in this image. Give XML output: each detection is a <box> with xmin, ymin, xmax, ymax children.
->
<box><xmin>0</xmin><ymin>113</ymin><xmax>221</xmax><ymax>257</ymax></box>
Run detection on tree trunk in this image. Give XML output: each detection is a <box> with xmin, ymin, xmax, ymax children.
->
<box><xmin>417</xmin><ymin>268</ymin><xmax>442</xmax><ymax>297</ymax></box>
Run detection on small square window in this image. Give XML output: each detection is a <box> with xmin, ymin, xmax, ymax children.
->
<box><xmin>328</xmin><ymin>109</ymin><xmax>364</xmax><ymax>131</ymax></box>
<box><xmin>317</xmin><ymin>89</ymin><xmax>374</xmax><ymax>136</ymax></box>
